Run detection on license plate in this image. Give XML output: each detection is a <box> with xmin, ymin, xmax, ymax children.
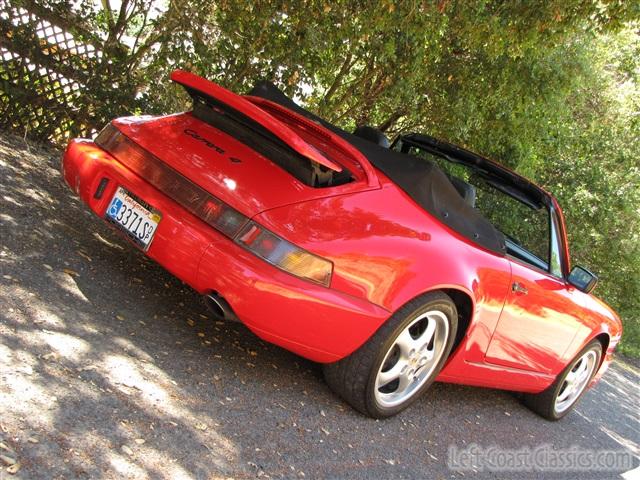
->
<box><xmin>105</xmin><ymin>187</ymin><xmax>161</xmax><ymax>250</ymax></box>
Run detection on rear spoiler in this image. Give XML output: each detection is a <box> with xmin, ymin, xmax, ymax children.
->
<box><xmin>171</xmin><ymin>70</ymin><xmax>343</xmax><ymax>172</ymax></box>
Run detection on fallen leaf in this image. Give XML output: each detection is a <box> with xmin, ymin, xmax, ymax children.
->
<box><xmin>78</xmin><ymin>365</ymin><xmax>98</xmax><ymax>372</ymax></box>
<box><xmin>195</xmin><ymin>422</ymin><xmax>207</xmax><ymax>431</ymax></box>
<box><xmin>384</xmin><ymin>459</ymin><xmax>396</xmax><ymax>465</ymax></box>
<box><xmin>6</xmin><ymin>462</ymin><xmax>20</xmax><ymax>474</ymax></box>
<box><xmin>121</xmin><ymin>445</ymin><xmax>133</xmax><ymax>456</ymax></box>
<box><xmin>187</xmin><ymin>319</ymin><xmax>195</xmax><ymax>327</ymax></box>
<box><xmin>63</xmin><ymin>268</ymin><xmax>79</xmax><ymax>277</ymax></box>
<box><xmin>320</xmin><ymin>427</ymin><xmax>330</xmax><ymax>436</ymax></box>
<box><xmin>27</xmin><ymin>437</ymin><xmax>39</xmax><ymax>444</ymax></box>
<box><xmin>77</xmin><ymin>251</ymin><xmax>92</xmax><ymax>262</ymax></box>
<box><xmin>0</xmin><ymin>454</ymin><xmax>16</xmax><ymax>466</ymax></box>
<box><xmin>320</xmin><ymin>410</ymin><xmax>326</xmax><ymax>417</ymax></box>
<box><xmin>197</xmin><ymin>332</ymin><xmax>205</xmax><ymax>337</ymax></box>
<box><xmin>134</xmin><ymin>438</ymin><xmax>145</xmax><ymax>445</ymax></box>
<box><xmin>116</xmin><ymin>314</ymin><xmax>125</xmax><ymax>321</ymax></box>
<box><xmin>17</xmin><ymin>365</ymin><xmax>33</xmax><ymax>375</ymax></box>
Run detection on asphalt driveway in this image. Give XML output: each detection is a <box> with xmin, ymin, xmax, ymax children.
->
<box><xmin>1</xmin><ymin>131</ymin><xmax>638</xmax><ymax>479</ymax></box>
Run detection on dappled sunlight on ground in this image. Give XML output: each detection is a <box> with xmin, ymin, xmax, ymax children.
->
<box><xmin>0</xmin><ymin>134</ymin><xmax>244</xmax><ymax>478</ymax></box>
<box><xmin>1</xmin><ymin>131</ymin><xmax>638</xmax><ymax>479</ymax></box>
<box><xmin>1</xmin><ymin>272</ymin><xmax>241</xmax><ymax>478</ymax></box>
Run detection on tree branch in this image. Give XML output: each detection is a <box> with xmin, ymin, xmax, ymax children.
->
<box><xmin>321</xmin><ymin>53</ymin><xmax>353</xmax><ymax>106</ymax></box>
<box><xmin>378</xmin><ymin>109</ymin><xmax>406</xmax><ymax>132</ymax></box>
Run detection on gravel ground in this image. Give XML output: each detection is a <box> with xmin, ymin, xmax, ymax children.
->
<box><xmin>0</xmin><ymin>130</ymin><xmax>638</xmax><ymax>480</ymax></box>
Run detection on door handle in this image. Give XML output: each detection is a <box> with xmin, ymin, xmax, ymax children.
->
<box><xmin>512</xmin><ymin>282</ymin><xmax>528</xmax><ymax>295</ymax></box>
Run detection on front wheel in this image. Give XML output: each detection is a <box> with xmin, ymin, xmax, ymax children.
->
<box><xmin>323</xmin><ymin>292</ymin><xmax>458</xmax><ymax>418</ymax></box>
<box><xmin>523</xmin><ymin>339</ymin><xmax>602</xmax><ymax>420</ymax></box>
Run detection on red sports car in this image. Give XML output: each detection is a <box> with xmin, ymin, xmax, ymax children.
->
<box><xmin>62</xmin><ymin>70</ymin><xmax>622</xmax><ymax>419</ymax></box>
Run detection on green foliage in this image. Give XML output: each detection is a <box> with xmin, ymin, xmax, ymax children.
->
<box><xmin>534</xmin><ymin>29</ymin><xmax>640</xmax><ymax>357</ymax></box>
<box><xmin>3</xmin><ymin>0</ymin><xmax>639</xmax><ymax>355</ymax></box>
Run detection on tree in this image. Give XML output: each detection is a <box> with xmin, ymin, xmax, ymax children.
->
<box><xmin>3</xmin><ymin>0</ymin><xmax>639</xmax><ymax>354</ymax></box>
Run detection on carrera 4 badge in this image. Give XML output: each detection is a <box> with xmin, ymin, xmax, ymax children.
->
<box><xmin>183</xmin><ymin>128</ymin><xmax>225</xmax><ymax>154</ymax></box>
<box><xmin>183</xmin><ymin>129</ymin><xmax>243</xmax><ymax>163</ymax></box>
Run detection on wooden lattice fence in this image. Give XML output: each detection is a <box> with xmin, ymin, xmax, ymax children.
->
<box><xmin>0</xmin><ymin>0</ymin><xmax>138</xmax><ymax>144</ymax></box>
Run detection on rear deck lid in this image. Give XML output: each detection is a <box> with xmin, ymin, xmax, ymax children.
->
<box><xmin>171</xmin><ymin>70</ymin><xmax>346</xmax><ymax>172</ymax></box>
<box><xmin>111</xmin><ymin>71</ymin><xmax>378</xmax><ymax>218</ymax></box>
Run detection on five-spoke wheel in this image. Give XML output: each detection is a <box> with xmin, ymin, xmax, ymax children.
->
<box><xmin>323</xmin><ymin>291</ymin><xmax>458</xmax><ymax>418</ymax></box>
<box><xmin>375</xmin><ymin>310</ymin><xmax>449</xmax><ymax>408</ymax></box>
<box><xmin>523</xmin><ymin>339</ymin><xmax>602</xmax><ymax>420</ymax></box>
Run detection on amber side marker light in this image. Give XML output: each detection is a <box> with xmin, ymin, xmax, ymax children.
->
<box><xmin>95</xmin><ymin>123</ymin><xmax>333</xmax><ymax>287</ymax></box>
<box><xmin>236</xmin><ymin>222</ymin><xmax>333</xmax><ymax>287</ymax></box>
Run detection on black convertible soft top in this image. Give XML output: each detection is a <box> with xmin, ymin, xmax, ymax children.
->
<box><xmin>248</xmin><ymin>81</ymin><xmax>507</xmax><ymax>256</ymax></box>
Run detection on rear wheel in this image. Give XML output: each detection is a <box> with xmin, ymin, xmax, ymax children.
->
<box><xmin>523</xmin><ymin>340</ymin><xmax>602</xmax><ymax>420</ymax></box>
<box><xmin>323</xmin><ymin>292</ymin><xmax>458</xmax><ymax>418</ymax></box>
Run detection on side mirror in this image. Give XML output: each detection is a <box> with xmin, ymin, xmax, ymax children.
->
<box><xmin>568</xmin><ymin>266</ymin><xmax>598</xmax><ymax>293</ymax></box>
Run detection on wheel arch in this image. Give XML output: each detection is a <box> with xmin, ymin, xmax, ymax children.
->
<box><xmin>594</xmin><ymin>332</ymin><xmax>610</xmax><ymax>353</ymax></box>
<box><xmin>440</xmin><ymin>288</ymin><xmax>474</xmax><ymax>356</ymax></box>
<box><xmin>387</xmin><ymin>285</ymin><xmax>477</xmax><ymax>361</ymax></box>
<box><xmin>592</xmin><ymin>332</ymin><xmax>610</xmax><ymax>371</ymax></box>
<box><xmin>560</xmin><ymin>331</ymin><xmax>610</xmax><ymax>376</ymax></box>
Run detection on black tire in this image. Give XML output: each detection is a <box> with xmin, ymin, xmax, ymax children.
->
<box><xmin>523</xmin><ymin>339</ymin><xmax>603</xmax><ymax>421</ymax></box>
<box><xmin>323</xmin><ymin>291</ymin><xmax>458</xmax><ymax>418</ymax></box>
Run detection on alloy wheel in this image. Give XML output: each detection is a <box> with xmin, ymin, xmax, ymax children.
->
<box><xmin>374</xmin><ymin>310</ymin><xmax>450</xmax><ymax>408</ymax></box>
<box><xmin>554</xmin><ymin>349</ymin><xmax>598</xmax><ymax>414</ymax></box>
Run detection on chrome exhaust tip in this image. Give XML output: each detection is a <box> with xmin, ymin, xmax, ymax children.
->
<box><xmin>204</xmin><ymin>293</ymin><xmax>239</xmax><ymax>322</ymax></box>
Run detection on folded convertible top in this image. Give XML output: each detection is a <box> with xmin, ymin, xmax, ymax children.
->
<box><xmin>248</xmin><ymin>81</ymin><xmax>506</xmax><ymax>256</ymax></box>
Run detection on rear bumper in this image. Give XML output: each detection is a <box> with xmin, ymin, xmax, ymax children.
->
<box><xmin>62</xmin><ymin>139</ymin><xmax>390</xmax><ymax>362</ymax></box>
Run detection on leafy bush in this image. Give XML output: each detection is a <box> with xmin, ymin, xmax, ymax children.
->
<box><xmin>4</xmin><ymin>0</ymin><xmax>639</xmax><ymax>355</ymax></box>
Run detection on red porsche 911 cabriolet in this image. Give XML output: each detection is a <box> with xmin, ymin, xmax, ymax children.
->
<box><xmin>62</xmin><ymin>70</ymin><xmax>622</xmax><ymax>419</ymax></box>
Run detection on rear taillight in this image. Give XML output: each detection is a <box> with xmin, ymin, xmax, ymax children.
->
<box><xmin>96</xmin><ymin>123</ymin><xmax>333</xmax><ymax>287</ymax></box>
<box><xmin>236</xmin><ymin>221</ymin><xmax>333</xmax><ymax>287</ymax></box>
<box><xmin>96</xmin><ymin>124</ymin><xmax>248</xmax><ymax>238</ymax></box>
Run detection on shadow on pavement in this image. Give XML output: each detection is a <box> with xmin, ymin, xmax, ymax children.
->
<box><xmin>1</xmin><ymin>131</ymin><xmax>638</xmax><ymax>479</ymax></box>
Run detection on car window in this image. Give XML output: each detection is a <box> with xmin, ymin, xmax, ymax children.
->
<box><xmin>406</xmin><ymin>145</ymin><xmax>552</xmax><ymax>271</ymax></box>
<box><xmin>473</xmin><ymin>183</ymin><xmax>550</xmax><ymax>267</ymax></box>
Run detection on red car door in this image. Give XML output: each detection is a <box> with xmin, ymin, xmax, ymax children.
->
<box><xmin>484</xmin><ymin>209</ymin><xmax>583</xmax><ymax>374</ymax></box>
<box><xmin>484</xmin><ymin>259</ymin><xmax>582</xmax><ymax>373</ymax></box>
